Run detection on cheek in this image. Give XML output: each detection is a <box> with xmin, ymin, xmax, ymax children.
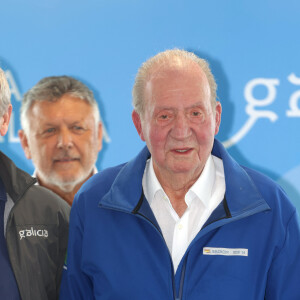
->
<box><xmin>37</xmin><ymin>145</ymin><xmax>51</xmax><ymax>162</ymax></box>
<box><xmin>193</xmin><ymin>125</ymin><xmax>216</xmax><ymax>145</ymax></box>
<box><xmin>198</xmin><ymin>130</ymin><xmax>212</xmax><ymax>141</ymax></box>
<box><xmin>30</xmin><ymin>144</ymin><xmax>51</xmax><ymax>169</ymax></box>
<box><xmin>142</xmin><ymin>119</ymin><xmax>170</xmax><ymax>152</ymax></box>
<box><xmin>34</xmin><ymin>140</ymin><xmax>56</xmax><ymax>160</ymax></box>
<box><xmin>78</xmin><ymin>135</ymin><xmax>98</xmax><ymax>157</ymax></box>
<box><xmin>148</xmin><ymin>127</ymin><xmax>168</xmax><ymax>147</ymax></box>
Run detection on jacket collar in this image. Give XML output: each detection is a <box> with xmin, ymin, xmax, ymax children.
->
<box><xmin>100</xmin><ymin>146</ymin><xmax>150</xmax><ymax>212</ymax></box>
<box><xmin>0</xmin><ymin>151</ymin><xmax>36</xmax><ymax>203</ymax></box>
<box><xmin>100</xmin><ymin>139</ymin><xmax>270</xmax><ymax>217</ymax></box>
<box><xmin>211</xmin><ymin>139</ymin><xmax>270</xmax><ymax>217</ymax></box>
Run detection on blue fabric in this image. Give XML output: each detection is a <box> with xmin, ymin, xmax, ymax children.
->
<box><xmin>0</xmin><ymin>178</ymin><xmax>21</xmax><ymax>300</ymax></box>
<box><xmin>60</xmin><ymin>139</ymin><xmax>300</xmax><ymax>300</ymax></box>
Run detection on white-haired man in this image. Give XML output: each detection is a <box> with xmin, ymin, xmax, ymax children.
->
<box><xmin>18</xmin><ymin>76</ymin><xmax>103</xmax><ymax>205</ymax></box>
<box><xmin>0</xmin><ymin>68</ymin><xmax>69</xmax><ymax>299</ymax></box>
<box><xmin>60</xmin><ymin>49</ymin><xmax>300</xmax><ymax>299</ymax></box>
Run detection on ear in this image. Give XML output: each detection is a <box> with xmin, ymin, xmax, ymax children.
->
<box><xmin>18</xmin><ymin>129</ymin><xmax>32</xmax><ymax>159</ymax></box>
<box><xmin>0</xmin><ymin>104</ymin><xmax>12</xmax><ymax>136</ymax></box>
<box><xmin>132</xmin><ymin>110</ymin><xmax>145</xmax><ymax>141</ymax></box>
<box><xmin>97</xmin><ymin>122</ymin><xmax>103</xmax><ymax>152</ymax></box>
<box><xmin>214</xmin><ymin>102</ymin><xmax>222</xmax><ymax>135</ymax></box>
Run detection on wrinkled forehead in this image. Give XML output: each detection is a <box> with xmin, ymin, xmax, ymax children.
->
<box><xmin>144</xmin><ymin>63</ymin><xmax>211</xmax><ymax>105</ymax></box>
<box><xmin>27</xmin><ymin>95</ymin><xmax>95</xmax><ymax>122</ymax></box>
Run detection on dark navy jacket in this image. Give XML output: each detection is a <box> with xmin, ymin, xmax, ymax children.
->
<box><xmin>0</xmin><ymin>151</ymin><xmax>70</xmax><ymax>300</ymax></box>
<box><xmin>60</xmin><ymin>139</ymin><xmax>300</xmax><ymax>300</ymax></box>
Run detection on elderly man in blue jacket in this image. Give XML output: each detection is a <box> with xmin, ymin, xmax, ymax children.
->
<box><xmin>60</xmin><ymin>49</ymin><xmax>300</xmax><ymax>300</ymax></box>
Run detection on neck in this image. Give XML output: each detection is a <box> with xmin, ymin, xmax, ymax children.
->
<box><xmin>36</xmin><ymin>173</ymin><xmax>94</xmax><ymax>206</ymax></box>
<box><xmin>154</xmin><ymin>170</ymin><xmax>201</xmax><ymax>218</ymax></box>
<box><xmin>47</xmin><ymin>184</ymin><xmax>79</xmax><ymax>206</ymax></box>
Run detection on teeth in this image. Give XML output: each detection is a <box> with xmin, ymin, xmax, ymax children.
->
<box><xmin>176</xmin><ymin>149</ymin><xmax>188</xmax><ymax>152</ymax></box>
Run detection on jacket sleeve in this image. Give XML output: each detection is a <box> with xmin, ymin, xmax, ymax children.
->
<box><xmin>265</xmin><ymin>210</ymin><xmax>300</xmax><ymax>300</ymax></box>
<box><xmin>59</xmin><ymin>194</ymin><xmax>94</xmax><ymax>300</ymax></box>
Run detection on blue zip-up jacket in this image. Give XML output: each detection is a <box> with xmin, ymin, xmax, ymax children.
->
<box><xmin>60</xmin><ymin>140</ymin><xmax>300</xmax><ymax>300</ymax></box>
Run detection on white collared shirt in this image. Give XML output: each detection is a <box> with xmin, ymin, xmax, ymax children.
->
<box><xmin>142</xmin><ymin>155</ymin><xmax>225</xmax><ymax>273</ymax></box>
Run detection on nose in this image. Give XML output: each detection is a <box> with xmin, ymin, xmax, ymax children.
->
<box><xmin>171</xmin><ymin>112</ymin><xmax>191</xmax><ymax>140</ymax></box>
<box><xmin>57</xmin><ymin>128</ymin><xmax>73</xmax><ymax>149</ymax></box>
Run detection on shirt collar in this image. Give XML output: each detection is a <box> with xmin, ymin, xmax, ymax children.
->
<box><xmin>143</xmin><ymin>155</ymin><xmax>216</xmax><ymax>208</ymax></box>
<box><xmin>143</xmin><ymin>158</ymin><xmax>163</xmax><ymax>206</ymax></box>
<box><xmin>186</xmin><ymin>155</ymin><xmax>215</xmax><ymax>208</ymax></box>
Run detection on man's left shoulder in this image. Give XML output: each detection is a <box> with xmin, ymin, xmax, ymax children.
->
<box><xmin>244</xmin><ymin>166</ymin><xmax>280</xmax><ymax>189</ymax></box>
<box><xmin>244</xmin><ymin>166</ymin><xmax>296</xmax><ymax>216</ymax></box>
<box><xmin>21</xmin><ymin>184</ymin><xmax>70</xmax><ymax>219</ymax></box>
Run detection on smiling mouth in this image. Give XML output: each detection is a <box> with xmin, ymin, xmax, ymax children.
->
<box><xmin>173</xmin><ymin>148</ymin><xmax>192</xmax><ymax>154</ymax></box>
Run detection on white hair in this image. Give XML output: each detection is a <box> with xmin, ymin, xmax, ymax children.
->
<box><xmin>132</xmin><ymin>49</ymin><xmax>217</xmax><ymax>116</ymax></box>
<box><xmin>0</xmin><ymin>68</ymin><xmax>11</xmax><ymax>117</ymax></box>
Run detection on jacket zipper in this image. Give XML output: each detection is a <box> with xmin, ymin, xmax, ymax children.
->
<box><xmin>135</xmin><ymin>212</ymin><xmax>179</xmax><ymax>300</ymax></box>
<box><xmin>99</xmin><ymin>204</ymin><xmax>178</xmax><ymax>300</ymax></box>
<box><xmin>100</xmin><ymin>199</ymin><xmax>270</xmax><ymax>300</ymax></box>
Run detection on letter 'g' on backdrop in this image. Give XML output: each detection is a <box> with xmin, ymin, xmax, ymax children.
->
<box><xmin>1</xmin><ymin>0</ymin><xmax>300</xmax><ymax>213</ymax></box>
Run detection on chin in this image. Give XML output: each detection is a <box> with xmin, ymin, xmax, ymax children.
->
<box><xmin>169</xmin><ymin>162</ymin><xmax>198</xmax><ymax>171</ymax></box>
<box><xmin>40</xmin><ymin>169</ymin><xmax>92</xmax><ymax>191</ymax></box>
<box><xmin>171</xmin><ymin>168</ymin><xmax>195</xmax><ymax>174</ymax></box>
<box><xmin>55</xmin><ymin>170</ymin><xmax>85</xmax><ymax>182</ymax></box>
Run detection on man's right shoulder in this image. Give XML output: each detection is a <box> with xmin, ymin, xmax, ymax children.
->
<box><xmin>79</xmin><ymin>163</ymin><xmax>126</xmax><ymax>197</ymax></box>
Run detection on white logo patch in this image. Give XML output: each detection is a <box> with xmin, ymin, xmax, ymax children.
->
<box><xmin>203</xmin><ymin>247</ymin><xmax>248</xmax><ymax>256</ymax></box>
<box><xmin>19</xmin><ymin>227</ymin><xmax>48</xmax><ymax>240</ymax></box>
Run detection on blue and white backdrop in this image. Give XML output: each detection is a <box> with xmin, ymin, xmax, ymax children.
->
<box><xmin>1</xmin><ymin>0</ymin><xmax>300</xmax><ymax>213</ymax></box>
